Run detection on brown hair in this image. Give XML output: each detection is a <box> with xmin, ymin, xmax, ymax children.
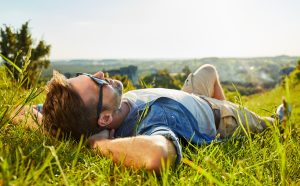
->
<box><xmin>42</xmin><ymin>71</ymin><xmax>102</xmax><ymax>140</ymax></box>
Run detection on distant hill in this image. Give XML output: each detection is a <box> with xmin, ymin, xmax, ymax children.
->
<box><xmin>43</xmin><ymin>56</ymin><xmax>299</xmax><ymax>85</ymax></box>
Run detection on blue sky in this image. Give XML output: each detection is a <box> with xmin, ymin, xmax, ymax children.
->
<box><xmin>1</xmin><ymin>0</ymin><xmax>299</xmax><ymax>59</ymax></box>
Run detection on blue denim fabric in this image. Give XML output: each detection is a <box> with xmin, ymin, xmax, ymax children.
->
<box><xmin>36</xmin><ymin>104</ymin><xmax>43</xmax><ymax>113</ymax></box>
<box><xmin>115</xmin><ymin>97</ymin><xmax>215</xmax><ymax>165</ymax></box>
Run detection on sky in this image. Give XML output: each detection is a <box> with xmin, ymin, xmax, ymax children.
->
<box><xmin>1</xmin><ymin>0</ymin><xmax>300</xmax><ymax>59</ymax></box>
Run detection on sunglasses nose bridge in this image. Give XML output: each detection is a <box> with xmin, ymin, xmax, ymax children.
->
<box><xmin>84</xmin><ymin>75</ymin><xmax>108</xmax><ymax>86</ymax></box>
<box><xmin>94</xmin><ymin>78</ymin><xmax>109</xmax><ymax>86</ymax></box>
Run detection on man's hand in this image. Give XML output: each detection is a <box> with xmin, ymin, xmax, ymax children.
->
<box><xmin>88</xmin><ymin>129</ymin><xmax>115</xmax><ymax>148</ymax></box>
<box><xmin>9</xmin><ymin>105</ymin><xmax>42</xmax><ymax>129</ymax></box>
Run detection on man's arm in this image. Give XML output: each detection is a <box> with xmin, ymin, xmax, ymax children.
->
<box><xmin>88</xmin><ymin>135</ymin><xmax>177</xmax><ymax>173</ymax></box>
<box><xmin>10</xmin><ymin>105</ymin><xmax>43</xmax><ymax>129</ymax></box>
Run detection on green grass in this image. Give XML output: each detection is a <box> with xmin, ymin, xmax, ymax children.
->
<box><xmin>0</xmin><ymin>66</ymin><xmax>299</xmax><ymax>185</ymax></box>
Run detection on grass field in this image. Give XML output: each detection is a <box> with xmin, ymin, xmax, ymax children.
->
<box><xmin>0</xmin><ymin>66</ymin><xmax>299</xmax><ymax>185</ymax></box>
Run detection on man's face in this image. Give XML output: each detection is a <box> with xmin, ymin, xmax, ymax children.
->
<box><xmin>68</xmin><ymin>71</ymin><xmax>123</xmax><ymax>115</ymax></box>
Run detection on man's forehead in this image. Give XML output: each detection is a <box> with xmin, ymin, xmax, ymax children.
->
<box><xmin>67</xmin><ymin>75</ymin><xmax>89</xmax><ymax>86</ymax></box>
<box><xmin>67</xmin><ymin>75</ymin><xmax>97</xmax><ymax>104</ymax></box>
<box><xmin>67</xmin><ymin>76</ymin><xmax>79</xmax><ymax>83</ymax></box>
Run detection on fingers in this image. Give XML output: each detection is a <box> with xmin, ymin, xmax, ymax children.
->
<box><xmin>88</xmin><ymin>129</ymin><xmax>110</xmax><ymax>148</ymax></box>
<box><xmin>98</xmin><ymin>129</ymin><xmax>110</xmax><ymax>139</ymax></box>
<box><xmin>87</xmin><ymin>129</ymin><xmax>115</xmax><ymax>149</ymax></box>
<box><xmin>109</xmin><ymin>129</ymin><xmax>115</xmax><ymax>139</ymax></box>
<box><xmin>93</xmin><ymin>71</ymin><xmax>105</xmax><ymax>79</ymax></box>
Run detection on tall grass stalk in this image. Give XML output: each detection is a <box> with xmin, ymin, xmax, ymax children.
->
<box><xmin>45</xmin><ymin>144</ymin><xmax>69</xmax><ymax>186</ymax></box>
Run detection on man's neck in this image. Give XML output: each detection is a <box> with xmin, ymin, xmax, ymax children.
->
<box><xmin>110</xmin><ymin>102</ymin><xmax>130</xmax><ymax>129</ymax></box>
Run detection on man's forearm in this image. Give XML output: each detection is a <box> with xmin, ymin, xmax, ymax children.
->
<box><xmin>89</xmin><ymin>135</ymin><xmax>177</xmax><ymax>172</ymax></box>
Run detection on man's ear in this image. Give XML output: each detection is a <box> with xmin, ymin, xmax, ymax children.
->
<box><xmin>97</xmin><ymin>113</ymin><xmax>113</xmax><ymax>127</ymax></box>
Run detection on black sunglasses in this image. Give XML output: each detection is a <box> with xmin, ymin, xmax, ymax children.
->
<box><xmin>76</xmin><ymin>73</ymin><xmax>109</xmax><ymax>119</ymax></box>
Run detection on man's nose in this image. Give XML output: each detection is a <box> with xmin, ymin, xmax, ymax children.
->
<box><xmin>93</xmin><ymin>71</ymin><xmax>105</xmax><ymax>79</ymax></box>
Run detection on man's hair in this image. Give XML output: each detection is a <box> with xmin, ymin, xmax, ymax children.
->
<box><xmin>42</xmin><ymin>71</ymin><xmax>102</xmax><ymax>140</ymax></box>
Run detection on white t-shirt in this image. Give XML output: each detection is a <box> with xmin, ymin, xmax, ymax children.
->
<box><xmin>122</xmin><ymin>88</ymin><xmax>216</xmax><ymax>137</ymax></box>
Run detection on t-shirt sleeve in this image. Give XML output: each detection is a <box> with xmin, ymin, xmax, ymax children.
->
<box><xmin>139</xmin><ymin>126</ymin><xmax>183</xmax><ymax>166</ymax></box>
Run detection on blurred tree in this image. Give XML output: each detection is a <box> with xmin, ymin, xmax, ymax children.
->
<box><xmin>110</xmin><ymin>74</ymin><xmax>136</xmax><ymax>92</ymax></box>
<box><xmin>281</xmin><ymin>59</ymin><xmax>300</xmax><ymax>87</ymax></box>
<box><xmin>182</xmin><ymin>65</ymin><xmax>191</xmax><ymax>79</ymax></box>
<box><xmin>0</xmin><ymin>22</ymin><xmax>51</xmax><ymax>88</ymax></box>
<box><xmin>291</xmin><ymin>59</ymin><xmax>300</xmax><ymax>84</ymax></box>
<box><xmin>141</xmin><ymin>69</ymin><xmax>181</xmax><ymax>89</ymax></box>
<box><xmin>174</xmin><ymin>65</ymin><xmax>191</xmax><ymax>83</ymax></box>
<box><xmin>297</xmin><ymin>59</ymin><xmax>300</xmax><ymax>70</ymax></box>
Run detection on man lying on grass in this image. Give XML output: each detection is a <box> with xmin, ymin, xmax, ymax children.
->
<box><xmin>16</xmin><ymin>64</ymin><xmax>288</xmax><ymax>173</ymax></box>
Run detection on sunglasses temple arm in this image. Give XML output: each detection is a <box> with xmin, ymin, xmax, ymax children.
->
<box><xmin>97</xmin><ymin>86</ymin><xmax>104</xmax><ymax>117</ymax></box>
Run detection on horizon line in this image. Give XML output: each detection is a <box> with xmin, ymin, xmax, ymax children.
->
<box><xmin>50</xmin><ymin>55</ymin><xmax>300</xmax><ymax>61</ymax></box>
